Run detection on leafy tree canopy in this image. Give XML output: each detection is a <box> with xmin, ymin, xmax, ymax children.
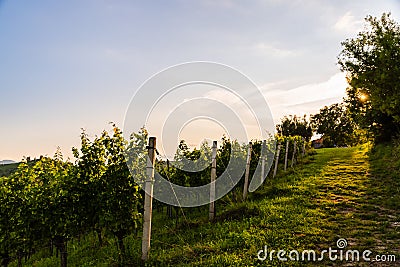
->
<box><xmin>311</xmin><ymin>102</ymin><xmax>356</xmax><ymax>147</ymax></box>
<box><xmin>338</xmin><ymin>13</ymin><xmax>400</xmax><ymax>142</ymax></box>
<box><xmin>276</xmin><ymin>115</ymin><xmax>312</xmax><ymax>141</ymax></box>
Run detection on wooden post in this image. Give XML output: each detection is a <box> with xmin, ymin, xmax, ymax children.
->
<box><xmin>284</xmin><ymin>139</ymin><xmax>289</xmax><ymax>171</ymax></box>
<box><xmin>291</xmin><ymin>140</ymin><xmax>297</xmax><ymax>168</ymax></box>
<box><xmin>142</xmin><ymin>137</ymin><xmax>156</xmax><ymax>261</ymax></box>
<box><xmin>273</xmin><ymin>143</ymin><xmax>281</xmax><ymax>178</ymax></box>
<box><xmin>261</xmin><ymin>140</ymin><xmax>266</xmax><ymax>184</ymax></box>
<box><xmin>209</xmin><ymin>141</ymin><xmax>217</xmax><ymax>221</ymax></box>
<box><xmin>242</xmin><ymin>142</ymin><xmax>252</xmax><ymax>201</ymax></box>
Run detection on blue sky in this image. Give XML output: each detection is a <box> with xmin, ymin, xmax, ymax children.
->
<box><xmin>1</xmin><ymin>0</ymin><xmax>399</xmax><ymax>161</ymax></box>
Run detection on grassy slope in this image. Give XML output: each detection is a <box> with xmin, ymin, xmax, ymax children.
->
<box><xmin>0</xmin><ymin>162</ymin><xmax>19</xmax><ymax>177</ymax></box>
<box><xmin>12</xmin><ymin>144</ymin><xmax>400</xmax><ymax>266</ymax></box>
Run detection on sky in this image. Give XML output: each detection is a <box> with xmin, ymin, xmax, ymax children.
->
<box><xmin>1</xmin><ymin>0</ymin><xmax>399</xmax><ymax>161</ymax></box>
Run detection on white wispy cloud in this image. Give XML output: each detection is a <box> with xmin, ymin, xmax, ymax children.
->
<box><xmin>263</xmin><ymin>72</ymin><xmax>348</xmax><ymax>122</ymax></box>
<box><xmin>254</xmin><ymin>42</ymin><xmax>299</xmax><ymax>58</ymax></box>
<box><xmin>333</xmin><ymin>11</ymin><xmax>363</xmax><ymax>34</ymax></box>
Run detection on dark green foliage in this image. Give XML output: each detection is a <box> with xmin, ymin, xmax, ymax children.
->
<box><xmin>0</xmin><ymin>151</ymin><xmax>76</xmax><ymax>267</ymax></box>
<box><xmin>101</xmin><ymin>126</ymin><xmax>141</xmax><ymax>262</ymax></box>
<box><xmin>276</xmin><ymin>115</ymin><xmax>313</xmax><ymax>141</ymax></box>
<box><xmin>170</xmin><ymin>140</ymin><xmax>211</xmax><ymax>187</ymax></box>
<box><xmin>311</xmin><ymin>102</ymin><xmax>357</xmax><ymax>147</ymax></box>
<box><xmin>0</xmin><ymin>126</ymin><xmax>143</xmax><ymax>266</ymax></box>
<box><xmin>338</xmin><ymin>13</ymin><xmax>400</xmax><ymax>143</ymax></box>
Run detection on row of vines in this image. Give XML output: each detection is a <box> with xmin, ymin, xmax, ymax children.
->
<box><xmin>0</xmin><ymin>125</ymin><xmax>309</xmax><ymax>266</ymax></box>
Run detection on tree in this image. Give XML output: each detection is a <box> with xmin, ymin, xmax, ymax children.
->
<box><xmin>276</xmin><ymin>115</ymin><xmax>313</xmax><ymax>141</ymax></box>
<box><xmin>311</xmin><ymin>102</ymin><xmax>356</xmax><ymax>147</ymax></box>
<box><xmin>338</xmin><ymin>13</ymin><xmax>400</xmax><ymax>142</ymax></box>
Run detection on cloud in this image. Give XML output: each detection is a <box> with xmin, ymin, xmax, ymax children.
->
<box><xmin>263</xmin><ymin>72</ymin><xmax>348</xmax><ymax>122</ymax></box>
<box><xmin>203</xmin><ymin>89</ymin><xmax>242</xmax><ymax>106</ymax></box>
<box><xmin>254</xmin><ymin>42</ymin><xmax>299</xmax><ymax>58</ymax></box>
<box><xmin>333</xmin><ymin>11</ymin><xmax>363</xmax><ymax>34</ymax></box>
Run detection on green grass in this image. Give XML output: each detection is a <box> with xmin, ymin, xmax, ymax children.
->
<box><xmin>10</xmin><ymin>144</ymin><xmax>400</xmax><ymax>266</ymax></box>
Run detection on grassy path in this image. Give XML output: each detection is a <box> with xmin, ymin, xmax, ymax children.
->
<box><xmin>290</xmin><ymin>145</ymin><xmax>400</xmax><ymax>266</ymax></box>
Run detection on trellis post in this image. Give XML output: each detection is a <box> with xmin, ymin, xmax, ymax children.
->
<box><xmin>284</xmin><ymin>139</ymin><xmax>289</xmax><ymax>171</ymax></box>
<box><xmin>209</xmin><ymin>141</ymin><xmax>217</xmax><ymax>221</ymax></box>
<box><xmin>291</xmin><ymin>140</ymin><xmax>297</xmax><ymax>168</ymax></box>
<box><xmin>261</xmin><ymin>140</ymin><xmax>266</xmax><ymax>184</ymax></box>
<box><xmin>273</xmin><ymin>142</ymin><xmax>281</xmax><ymax>178</ymax></box>
<box><xmin>242</xmin><ymin>142</ymin><xmax>252</xmax><ymax>201</ymax></box>
<box><xmin>142</xmin><ymin>137</ymin><xmax>156</xmax><ymax>261</ymax></box>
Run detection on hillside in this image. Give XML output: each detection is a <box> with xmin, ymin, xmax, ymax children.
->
<box><xmin>0</xmin><ymin>161</ymin><xmax>19</xmax><ymax>177</ymax></box>
<box><xmin>9</xmin><ymin>144</ymin><xmax>400</xmax><ymax>266</ymax></box>
<box><xmin>0</xmin><ymin>160</ymin><xmax>16</xmax><ymax>165</ymax></box>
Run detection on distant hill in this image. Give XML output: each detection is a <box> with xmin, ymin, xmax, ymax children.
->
<box><xmin>0</xmin><ymin>159</ymin><xmax>40</xmax><ymax>177</ymax></box>
<box><xmin>0</xmin><ymin>160</ymin><xmax>16</xmax><ymax>165</ymax></box>
<box><xmin>0</xmin><ymin>161</ymin><xmax>19</xmax><ymax>177</ymax></box>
